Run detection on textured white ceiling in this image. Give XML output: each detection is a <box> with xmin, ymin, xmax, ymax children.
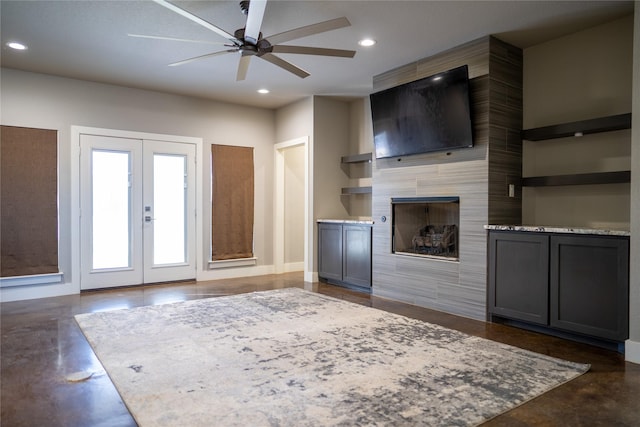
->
<box><xmin>0</xmin><ymin>0</ymin><xmax>633</xmax><ymax>109</ymax></box>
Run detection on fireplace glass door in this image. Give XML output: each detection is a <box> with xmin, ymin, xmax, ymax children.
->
<box><xmin>392</xmin><ymin>197</ymin><xmax>459</xmax><ymax>260</ymax></box>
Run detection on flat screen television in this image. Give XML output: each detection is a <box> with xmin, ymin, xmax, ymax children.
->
<box><xmin>370</xmin><ymin>65</ymin><xmax>473</xmax><ymax>159</ymax></box>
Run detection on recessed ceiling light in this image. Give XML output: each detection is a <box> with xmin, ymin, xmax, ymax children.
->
<box><xmin>6</xmin><ymin>41</ymin><xmax>27</xmax><ymax>50</ymax></box>
<box><xmin>358</xmin><ymin>39</ymin><xmax>376</xmax><ymax>47</ymax></box>
<box><xmin>257</xmin><ymin>89</ymin><xmax>269</xmax><ymax>94</ymax></box>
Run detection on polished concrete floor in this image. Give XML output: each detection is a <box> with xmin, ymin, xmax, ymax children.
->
<box><xmin>2</xmin><ymin>272</ymin><xmax>639</xmax><ymax>426</ymax></box>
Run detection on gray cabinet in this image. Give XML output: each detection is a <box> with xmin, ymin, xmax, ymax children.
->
<box><xmin>318</xmin><ymin>222</ymin><xmax>372</xmax><ymax>289</ymax></box>
<box><xmin>488</xmin><ymin>232</ymin><xmax>549</xmax><ymax>325</ymax></box>
<box><xmin>318</xmin><ymin>223</ymin><xmax>343</xmax><ymax>282</ymax></box>
<box><xmin>550</xmin><ymin>235</ymin><xmax>629</xmax><ymax>341</ymax></box>
<box><xmin>488</xmin><ymin>230</ymin><xmax>629</xmax><ymax>342</ymax></box>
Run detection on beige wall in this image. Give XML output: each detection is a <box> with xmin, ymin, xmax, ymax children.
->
<box><xmin>275</xmin><ymin>95</ymin><xmax>355</xmax><ymax>276</ymax></box>
<box><xmin>522</xmin><ymin>15</ymin><xmax>634</xmax><ymax>229</ymax></box>
<box><xmin>1</xmin><ymin>68</ymin><xmax>276</xmax><ymax>300</ymax></box>
<box><xmin>283</xmin><ymin>144</ymin><xmax>305</xmax><ymax>266</ymax></box>
<box><xmin>275</xmin><ymin>97</ymin><xmax>313</xmax><ymax>143</ymax></box>
<box><xmin>312</xmin><ymin>96</ymin><xmax>351</xmax><ymax>222</ymax></box>
<box><xmin>346</xmin><ymin>98</ymin><xmax>373</xmax><ymax>219</ymax></box>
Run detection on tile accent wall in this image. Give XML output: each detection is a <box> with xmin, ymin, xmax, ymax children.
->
<box><xmin>371</xmin><ymin>36</ymin><xmax>522</xmax><ymax>320</ymax></box>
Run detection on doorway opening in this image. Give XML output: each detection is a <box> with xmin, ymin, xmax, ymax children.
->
<box><xmin>274</xmin><ymin>137</ymin><xmax>309</xmax><ymax>278</ymax></box>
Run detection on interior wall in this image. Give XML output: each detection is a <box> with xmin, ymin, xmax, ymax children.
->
<box><xmin>311</xmin><ymin>96</ymin><xmax>351</xmax><ymax>274</ymax></box>
<box><xmin>283</xmin><ymin>144</ymin><xmax>305</xmax><ymax>267</ymax></box>
<box><xmin>275</xmin><ymin>97</ymin><xmax>313</xmax><ymax>143</ymax></box>
<box><xmin>275</xmin><ymin>97</ymin><xmax>314</xmax><ymax>281</ymax></box>
<box><xmin>0</xmin><ymin>68</ymin><xmax>276</xmax><ymax>301</ymax></box>
<box><xmin>627</xmin><ymin>2</ymin><xmax>640</xmax><ymax>364</ymax></box>
<box><xmin>346</xmin><ymin>99</ymin><xmax>373</xmax><ymax>219</ymax></box>
<box><xmin>312</xmin><ymin>96</ymin><xmax>351</xmax><ymax>221</ymax></box>
<box><xmin>522</xmin><ymin>15</ymin><xmax>634</xmax><ymax>230</ymax></box>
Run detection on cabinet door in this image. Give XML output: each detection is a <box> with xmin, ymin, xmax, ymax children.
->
<box><xmin>550</xmin><ymin>235</ymin><xmax>629</xmax><ymax>341</ymax></box>
<box><xmin>488</xmin><ymin>231</ymin><xmax>549</xmax><ymax>325</ymax></box>
<box><xmin>342</xmin><ymin>225</ymin><xmax>372</xmax><ymax>288</ymax></box>
<box><xmin>318</xmin><ymin>223</ymin><xmax>343</xmax><ymax>281</ymax></box>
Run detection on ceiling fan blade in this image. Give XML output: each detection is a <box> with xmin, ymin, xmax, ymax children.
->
<box><xmin>259</xmin><ymin>53</ymin><xmax>310</xmax><ymax>79</ymax></box>
<box><xmin>244</xmin><ymin>0</ymin><xmax>267</xmax><ymax>45</ymax></box>
<box><xmin>169</xmin><ymin>49</ymin><xmax>237</xmax><ymax>67</ymax></box>
<box><xmin>151</xmin><ymin>0</ymin><xmax>237</xmax><ymax>43</ymax></box>
<box><xmin>128</xmin><ymin>33</ymin><xmax>225</xmax><ymax>45</ymax></box>
<box><xmin>271</xmin><ymin>45</ymin><xmax>356</xmax><ymax>58</ymax></box>
<box><xmin>236</xmin><ymin>54</ymin><xmax>252</xmax><ymax>81</ymax></box>
<box><xmin>265</xmin><ymin>17</ymin><xmax>351</xmax><ymax>46</ymax></box>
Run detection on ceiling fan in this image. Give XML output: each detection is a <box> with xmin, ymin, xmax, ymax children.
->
<box><xmin>132</xmin><ymin>0</ymin><xmax>356</xmax><ymax>81</ymax></box>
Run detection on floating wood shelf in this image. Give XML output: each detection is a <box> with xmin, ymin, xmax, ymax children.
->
<box><xmin>521</xmin><ymin>171</ymin><xmax>631</xmax><ymax>187</ymax></box>
<box><xmin>522</xmin><ymin>113</ymin><xmax>631</xmax><ymax>141</ymax></box>
<box><xmin>341</xmin><ymin>153</ymin><xmax>372</xmax><ymax>164</ymax></box>
<box><xmin>341</xmin><ymin>186</ymin><xmax>372</xmax><ymax>195</ymax></box>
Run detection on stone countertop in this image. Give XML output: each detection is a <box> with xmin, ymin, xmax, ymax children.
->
<box><xmin>484</xmin><ymin>225</ymin><xmax>630</xmax><ymax>237</ymax></box>
<box><xmin>317</xmin><ymin>219</ymin><xmax>374</xmax><ymax>225</ymax></box>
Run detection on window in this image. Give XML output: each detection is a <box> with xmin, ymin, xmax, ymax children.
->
<box><xmin>211</xmin><ymin>144</ymin><xmax>254</xmax><ymax>260</ymax></box>
<box><xmin>1</xmin><ymin>126</ymin><xmax>58</xmax><ymax>277</ymax></box>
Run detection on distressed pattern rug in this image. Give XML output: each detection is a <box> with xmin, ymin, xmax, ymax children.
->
<box><xmin>75</xmin><ymin>288</ymin><xmax>589</xmax><ymax>426</ymax></box>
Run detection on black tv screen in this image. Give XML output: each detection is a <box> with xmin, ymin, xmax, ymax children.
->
<box><xmin>370</xmin><ymin>65</ymin><xmax>473</xmax><ymax>159</ymax></box>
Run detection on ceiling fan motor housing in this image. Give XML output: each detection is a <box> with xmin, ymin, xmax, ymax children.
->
<box><xmin>239</xmin><ymin>1</ymin><xmax>250</xmax><ymax>15</ymax></box>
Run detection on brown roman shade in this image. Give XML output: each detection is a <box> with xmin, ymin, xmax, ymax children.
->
<box><xmin>1</xmin><ymin>125</ymin><xmax>58</xmax><ymax>277</ymax></box>
<box><xmin>211</xmin><ymin>144</ymin><xmax>254</xmax><ymax>260</ymax></box>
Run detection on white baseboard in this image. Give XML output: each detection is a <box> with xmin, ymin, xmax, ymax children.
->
<box><xmin>283</xmin><ymin>262</ymin><xmax>304</xmax><ymax>273</ymax></box>
<box><xmin>625</xmin><ymin>339</ymin><xmax>640</xmax><ymax>364</ymax></box>
<box><xmin>208</xmin><ymin>257</ymin><xmax>258</xmax><ymax>269</ymax></box>
<box><xmin>197</xmin><ymin>264</ymin><xmax>274</xmax><ymax>281</ymax></box>
<box><xmin>0</xmin><ymin>272</ymin><xmax>64</xmax><ymax>288</ymax></box>
<box><xmin>1</xmin><ymin>280</ymin><xmax>79</xmax><ymax>303</ymax></box>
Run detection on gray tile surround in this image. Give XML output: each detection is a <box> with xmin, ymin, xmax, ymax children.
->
<box><xmin>372</xmin><ymin>37</ymin><xmax>523</xmax><ymax>321</ymax></box>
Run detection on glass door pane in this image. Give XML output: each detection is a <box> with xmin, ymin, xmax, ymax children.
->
<box><xmin>153</xmin><ymin>154</ymin><xmax>187</xmax><ymax>265</ymax></box>
<box><xmin>91</xmin><ymin>150</ymin><xmax>131</xmax><ymax>270</ymax></box>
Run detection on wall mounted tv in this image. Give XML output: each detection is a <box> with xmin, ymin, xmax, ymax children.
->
<box><xmin>370</xmin><ymin>65</ymin><xmax>473</xmax><ymax>159</ymax></box>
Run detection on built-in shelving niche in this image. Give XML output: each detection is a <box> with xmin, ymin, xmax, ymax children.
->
<box><xmin>521</xmin><ymin>113</ymin><xmax>631</xmax><ymax>187</ymax></box>
<box><xmin>340</xmin><ymin>152</ymin><xmax>372</xmax><ymax>195</ymax></box>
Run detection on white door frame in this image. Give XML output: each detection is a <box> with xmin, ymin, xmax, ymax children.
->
<box><xmin>71</xmin><ymin>126</ymin><xmax>203</xmax><ymax>290</ymax></box>
<box><xmin>274</xmin><ymin>136</ymin><xmax>310</xmax><ymax>277</ymax></box>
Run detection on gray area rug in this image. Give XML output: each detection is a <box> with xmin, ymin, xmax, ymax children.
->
<box><xmin>75</xmin><ymin>288</ymin><xmax>589</xmax><ymax>426</ymax></box>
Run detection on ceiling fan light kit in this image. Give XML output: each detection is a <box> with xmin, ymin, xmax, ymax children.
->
<box><xmin>143</xmin><ymin>0</ymin><xmax>356</xmax><ymax>81</ymax></box>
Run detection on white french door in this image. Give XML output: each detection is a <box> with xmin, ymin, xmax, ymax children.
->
<box><xmin>80</xmin><ymin>134</ymin><xmax>196</xmax><ymax>290</ymax></box>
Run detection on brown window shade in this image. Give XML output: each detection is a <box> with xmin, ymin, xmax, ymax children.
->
<box><xmin>1</xmin><ymin>126</ymin><xmax>58</xmax><ymax>277</ymax></box>
<box><xmin>211</xmin><ymin>144</ymin><xmax>254</xmax><ymax>260</ymax></box>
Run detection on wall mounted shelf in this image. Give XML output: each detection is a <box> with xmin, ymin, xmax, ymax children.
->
<box><xmin>522</xmin><ymin>171</ymin><xmax>631</xmax><ymax>187</ymax></box>
<box><xmin>341</xmin><ymin>152</ymin><xmax>372</xmax><ymax>164</ymax></box>
<box><xmin>522</xmin><ymin>113</ymin><xmax>631</xmax><ymax>141</ymax></box>
<box><xmin>340</xmin><ymin>152</ymin><xmax>372</xmax><ymax>200</ymax></box>
<box><xmin>341</xmin><ymin>186</ymin><xmax>372</xmax><ymax>195</ymax></box>
<box><xmin>522</xmin><ymin>113</ymin><xmax>632</xmax><ymax>188</ymax></box>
